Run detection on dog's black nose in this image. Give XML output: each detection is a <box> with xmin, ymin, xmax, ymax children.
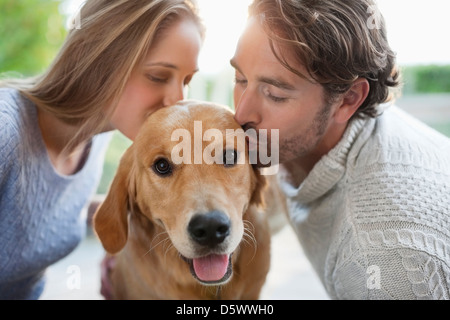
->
<box><xmin>188</xmin><ymin>211</ymin><xmax>231</xmax><ymax>247</ymax></box>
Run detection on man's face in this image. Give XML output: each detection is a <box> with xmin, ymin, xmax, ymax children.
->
<box><xmin>231</xmin><ymin>17</ymin><xmax>339</xmax><ymax>167</ymax></box>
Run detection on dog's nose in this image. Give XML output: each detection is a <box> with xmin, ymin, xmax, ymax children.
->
<box><xmin>188</xmin><ymin>211</ymin><xmax>231</xmax><ymax>247</ymax></box>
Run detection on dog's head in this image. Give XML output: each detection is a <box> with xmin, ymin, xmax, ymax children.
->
<box><xmin>94</xmin><ymin>100</ymin><xmax>266</xmax><ymax>285</ymax></box>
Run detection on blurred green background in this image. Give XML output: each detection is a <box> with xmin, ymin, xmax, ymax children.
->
<box><xmin>1</xmin><ymin>1</ymin><xmax>449</xmax><ymax>194</ymax></box>
<box><xmin>0</xmin><ymin>0</ymin><xmax>66</xmax><ymax>76</ymax></box>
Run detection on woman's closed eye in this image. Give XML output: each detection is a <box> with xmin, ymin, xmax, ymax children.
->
<box><xmin>234</xmin><ymin>77</ymin><xmax>247</xmax><ymax>86</ymax></box>
<box><xmin>147</xmin><ymin>74</ymin><xmax>169</xmax><ymax>84</ymax></box>
<box><xmin>184</xmin><ymin>74</ymin><xmax>194</xmax><ymax>87</ymax></box>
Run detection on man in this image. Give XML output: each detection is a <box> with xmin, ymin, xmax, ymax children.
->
<box><xmin>231</xmin><ymin>0</ymin><xmax>450</xmax><ymax>299</ymax></box>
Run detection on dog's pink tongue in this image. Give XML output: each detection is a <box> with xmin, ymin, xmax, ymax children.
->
<box><xmin>193</xmin><ymin>254</ymin><xmax>229</xmax><ymax>282</ymax></box>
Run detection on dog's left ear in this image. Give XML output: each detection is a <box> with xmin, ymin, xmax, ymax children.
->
<box><xmin>93</xmin><ymin>146</ymin><xmax>135</xmax><ymax>254</ymax></box>
<box><xmin>250</xmin><ymin>167</ymin><xmax>267</xmax><ymax>208</ymax></box>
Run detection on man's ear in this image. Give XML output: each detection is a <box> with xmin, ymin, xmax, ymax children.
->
<box><xmin>334</xmin><ymin>78</ymin><xmax>370</xmax><ymax>123</ymax></box>
<box><xmin>93</xmin><ymin>146</ymin><xmax>135</xmax><ymax>254</ymax></box>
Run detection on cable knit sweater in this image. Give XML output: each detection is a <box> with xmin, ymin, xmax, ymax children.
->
<box><xmin>279</xmin><ymin>106</ymin><xmax>450</xmax><ymax>300</ymax></box>
<box><xmin>0</xmin><ymin>88</ymin><xmax>111</xmax><ymax>299</ymax></box>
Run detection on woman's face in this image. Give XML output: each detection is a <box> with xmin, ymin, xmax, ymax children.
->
<box><xmin>110</xmin><ymin>18</ymin><xmax>203</xmax><ymax>141</ymax></box>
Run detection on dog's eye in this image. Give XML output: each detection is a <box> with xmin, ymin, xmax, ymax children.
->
<box><xmin>223</xmin><ymin>149</ymin><xmax>238</xmax><ymax>167</ymax></box>
<box><xmin>153</xmin><ymin>158</ymin><xmax>172</xmax><ymax>176</ymax></box>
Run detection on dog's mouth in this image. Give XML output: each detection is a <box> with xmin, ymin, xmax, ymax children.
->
<box><xmin>182</xmin><ymin>254</ymin><xmax>233</xmax><ymax>285</ymax></box>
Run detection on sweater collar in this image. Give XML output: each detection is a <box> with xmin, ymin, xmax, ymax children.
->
<box><xmin>279</xmin><ymin>116</ymin><xmax>371</xmax><ymax>203</ymax></box>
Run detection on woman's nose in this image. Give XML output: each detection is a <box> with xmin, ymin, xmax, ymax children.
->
<box><xmin>163</xmin><ymin>83</ymin><xmax>185</xmax><ymax>107</ymax></box>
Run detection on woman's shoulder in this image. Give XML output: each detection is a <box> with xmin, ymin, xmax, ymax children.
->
<box><xmin>0</xmin><ymin>88</ymin><xmax>21</xmax><ymax>136</ymax></box>
<box><xmin>0</xmin><ymin>87</ymin><xmax>22</xmax><ymax>103</ymax></box>
<box><xmin>0</xmin><ymin>88</ymin><xmax>34</xmax><ymax>158</ymax></box>
<box><xmin>0</xmin><ymin>88</ymin><xmax>25</xmax><ymax>127</ymax></box>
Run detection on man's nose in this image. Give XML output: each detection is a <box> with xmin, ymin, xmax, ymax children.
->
<box><xmin>234</xmin><ymin>88</ymin><xmax>261</xmax><ymax>126</ymax></box>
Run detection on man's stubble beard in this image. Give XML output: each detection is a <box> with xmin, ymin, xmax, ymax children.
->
<box><xmin>277</xmin><ymin>101</ymin><xmax>333</xmax><ymax>165</ymax></box>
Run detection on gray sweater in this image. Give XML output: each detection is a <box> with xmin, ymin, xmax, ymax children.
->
<box><xmin>0</xmin><ymin>88</ymin><xmax>110</xmax><ymax>299</ymax></box>
<box><xmin>279</xmin><ymin>106</ymin><xmax>450</xmax><ymax>299</ymax></box>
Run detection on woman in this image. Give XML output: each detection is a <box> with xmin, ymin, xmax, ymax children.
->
<box><xmin>0</xmin><ymin>0</ymin><xmax>205</xmax><ymax>299</ymax></box>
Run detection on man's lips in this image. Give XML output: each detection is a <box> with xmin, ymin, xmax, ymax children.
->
<box><xmin>182</xmin><ymin>254</ymin><xmax>233</xmax><ymax>285</ymax></box>
<box><xmin>246</xmin><ymin>135</ymin><xmax>258</xmax><ymax>152</ymax></box>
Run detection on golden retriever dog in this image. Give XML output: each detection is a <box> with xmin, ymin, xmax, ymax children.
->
<box><xmin>93</xmin><ymin>100</ymin><xmax>271</xmax><ymax>300</ymax></box>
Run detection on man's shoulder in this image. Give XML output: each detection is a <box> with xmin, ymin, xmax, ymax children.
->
<box><xmin>380</xmin><ymin>106</ymin><xmax>449</xmax><ymax>146</ymax></box>
<box><xmin>351</xmin><ymin>106</ymin><xmax>450</xmax><ymax>172</ymax></box>
<box><xmin>342</xmin><ymin>108</ymin><xmax>450</xmax><ymax>242</ymax></box>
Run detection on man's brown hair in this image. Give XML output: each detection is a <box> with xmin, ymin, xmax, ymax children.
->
<box><xmin>249</xmin><ymin>0</ymin><xmax>399</xmax><ymax>118</ymax></box>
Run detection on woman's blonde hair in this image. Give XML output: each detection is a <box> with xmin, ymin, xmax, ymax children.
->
<box><xmin>2</xmin><ymin>0</ymin><xmax>204</xmax><ymax>150</ymax></box>
<box><xmin>249</xmin><ymin>0</ymin><xmax>399</xmax><ymax>118</ymax></box>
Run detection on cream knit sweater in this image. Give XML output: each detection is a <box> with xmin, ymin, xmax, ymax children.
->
<box><xmin>279</xmin><ymin>106</ymin><xmax>450</xmax><ymax>300</ymax></box>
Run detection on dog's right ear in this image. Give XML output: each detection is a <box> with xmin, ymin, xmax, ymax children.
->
<box><xmin>93</xmin><ymin>146</ymin><xmax>135</xmax><ymax>254</ymax></box>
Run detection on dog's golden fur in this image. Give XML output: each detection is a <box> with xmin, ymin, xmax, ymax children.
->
<box><xmin>93</xmin><ymin>101</ymin><xmax>271</xmax><ymax>300</ymax></box>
